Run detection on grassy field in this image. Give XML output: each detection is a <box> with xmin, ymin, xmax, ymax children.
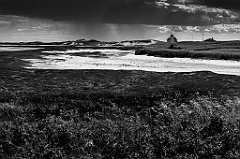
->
<box><xmin>1</xmin><ymin>48</ymin><xmax>240</xmax><ymax>158</ymax></box>
<box><xmin>136</xmin><ymin>41</ymin><xmax>240</xmax><ymax>60</ymax></box>
<box><xmin>1</xmin><ymin>68</ymin><xmax>240</xmax><ymax>158</ymax></box>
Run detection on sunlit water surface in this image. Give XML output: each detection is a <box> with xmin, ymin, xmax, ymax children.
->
<box><xmin>0</xmin><ymin>47</ymin><xmax>42</xmax><ymax>52</ymax></box>
<box><xmin>23</xmin><ymin>49</ymin><xmax>240</xmax><ymax>76</ymax></box>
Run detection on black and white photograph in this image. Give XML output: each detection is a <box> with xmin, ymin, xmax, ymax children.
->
<box><xmin>0</xmin><ymin>0</ymin><xmax>240</xmax><ymax>158</ymax></box>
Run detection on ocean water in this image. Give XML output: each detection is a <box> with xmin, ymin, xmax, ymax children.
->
<box><xmin>23</xmin><ymin>48</ymin><xmax>240</xmax><ymax>76</ymax></box>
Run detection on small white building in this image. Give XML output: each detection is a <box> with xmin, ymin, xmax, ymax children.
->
<box><xmin>167</xmin><ymin>34</ymin><xmax>178</xmax><ymax>49</ymax></box>
<box><xmin>167</xmin><ymin>34</ymin><xmax>178</xmax><ymax>44</ymax></box>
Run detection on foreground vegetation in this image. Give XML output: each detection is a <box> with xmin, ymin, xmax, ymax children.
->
<box><xmin>136</xmin><ymin>41</ymin><xmax>240</xmax><ymax>60</ymax></box>
<box><xmin>1</xmin><ymin>94</ymin><xmax>240</xmax><ymax>158</ymax></box>
<box><xmin>1</xmin><ymin>69</ymin><xmax>240</xmax><ymax>158</ymax></box>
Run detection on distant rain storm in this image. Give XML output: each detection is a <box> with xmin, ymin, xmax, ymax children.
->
<box><xmin>0</xmin><ymin>0</ymin><xmax>240</xmax><ymax>42</ymax></box>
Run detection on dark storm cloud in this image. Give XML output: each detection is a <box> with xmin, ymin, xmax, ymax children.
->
<box><xmin>0</xmin><ymin>0</ymin><xmax>168</xmax><ymax>24</ymax></box>
<box><xmin>0</xmin><ymin>0</ymin><xmax>239</xmax><ymax>25</ymax></box>
<box><xmin>190</xmin><ymin>0</ymin><xmax>240</xmax><ymax>10</ymax></box>
<box><xmin>0</xmin><ymin>0</ymin><xmax>108</xmax><ymax>21</ymax></box>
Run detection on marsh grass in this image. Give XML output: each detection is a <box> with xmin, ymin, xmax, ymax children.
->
<box><xmin>136</xmin><ymin>41</ymin><xmax>240</xmax><ymax>60</ymax></box>
<box><xmin>0</xmin><ymin>95</ymin><xmax>240</xmax><ymax>158</ymax></box>
<box><xmin>1</xmin><ymin>69</ymin><xmax>240</xmax><ymax>158</ymax></box>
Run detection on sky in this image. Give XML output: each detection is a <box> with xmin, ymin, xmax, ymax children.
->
<box><xmin>0</xmin><ymin>0</ymin><xmax>239</xmax><ymax>42</ymax></box>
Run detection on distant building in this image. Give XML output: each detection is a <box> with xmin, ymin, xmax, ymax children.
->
<box><xmin>167</xmin><ymin>34</ymin><xmax>178</xmax><ymax>48</ymax></box>
<box><xmin>204</xmin><ymin>37</ymin><xmax>216</xmax><ymax>42</ymax></box>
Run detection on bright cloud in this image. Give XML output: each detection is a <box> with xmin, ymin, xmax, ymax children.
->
<box><xmin>145</xmin><ymin>0</ymin><xmax>170</xmax><ymax>9</ymax></box>
<box><xmin>156</xmin><ymin>0</ymin><xmax>170</xmax><ymax>8</ymax></box>
<box><xmin>150</xmin><ymin>0</ymin><xmax>240</xmax><ymax>25</ymax></box>
<box><xmin>158</xmin><ymin>24</ymin><xmax>240</xmax><ymax>34</ymax></box>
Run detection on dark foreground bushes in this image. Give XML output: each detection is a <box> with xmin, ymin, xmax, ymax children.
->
<box><xmin>0</xmin><ymin>95</ymin><xmax>240</xmax><ymax>159</ymax></box>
